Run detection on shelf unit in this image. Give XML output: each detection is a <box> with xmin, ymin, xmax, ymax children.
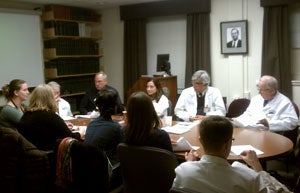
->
<box><xmin>42</xmin><ymin>4</ymin><xmax>102</xmax><ymax>114</ymax></box>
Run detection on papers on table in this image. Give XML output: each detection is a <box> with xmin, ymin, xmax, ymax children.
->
<box><xmin>172</xmin><ymin>137</ymin><xmax>200</xmax><ymax>152</ymax></box>
<box><xmin>162</xmin><ymin>120</ymin><xmax>200</xmax><ymax>134</ymax></box>
<box><xmin>75</xmin><ymin>115</ymin><xmax>92</xmax><ymax>119</ymax></box>
<box><xmin>231</xmin><ymin>145</ymin><xmax>264</xmax><ymax>155</ymax></box>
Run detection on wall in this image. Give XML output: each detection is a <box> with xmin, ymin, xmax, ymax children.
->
<box><xmin>102</xmin><ymin>0</ymin><xmax>264</xmax><ymax>105</ymax></box>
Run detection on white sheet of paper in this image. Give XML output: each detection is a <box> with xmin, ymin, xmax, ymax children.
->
<box><xmin>231</xmin><ymin>145</ymin><xmax>264</xmax><ymax>155</ymax></box>
<box><xmin>172</xmin><ymin>137</ymin><xmax>200</xmax><ymax>152</ymax></box>
<box><xmin>162</xmin><ymin>120</ymin><xmax>200</xmax><ymax>134</ymax></box>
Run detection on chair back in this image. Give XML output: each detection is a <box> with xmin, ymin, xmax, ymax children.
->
<box><xmin>226</xmin><ymin>98</ymin><xmax>250</xmax><ymax>118</ymax></box>
<box><xmin>167</xmin><ymin>100</ymin><xmax>173</xmax><ymax>116</ymax></box>
<box><xmin>54</xmin><ymin>138</ymin><xmax>110</xmax><ymax>193</ymax></box>
<box><xmin>118</xmin><ymin>143</ymin><xmax>178</xmax><ymax>193</ymax></box>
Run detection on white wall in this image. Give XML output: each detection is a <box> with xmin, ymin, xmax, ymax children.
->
<box><xmin>101</xmin><ymin>8</ymin><xmax>124</xmax><ymax>99</ymax></box>
<box><xmin>146</xmin><ymin>15</ymin><xmax>186</xmax><ymax>90</ymax></box>
<box><xmin>102</xmin><ymin>0</ymin><xmax>264</xmax><ymax>106</ymax></box>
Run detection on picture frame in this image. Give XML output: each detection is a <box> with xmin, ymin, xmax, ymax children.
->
<box><xmin>220</xmin><ymin>20</ymin><xmax>248</xmax><ymax>54</ymax></box>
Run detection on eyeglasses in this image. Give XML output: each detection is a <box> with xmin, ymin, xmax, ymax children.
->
<box><xmin>192</xmin><ymin>81</ymin><xmax>203</xmax><ymax>86</ymax></box>
<box><xmin>257</xmin><ymin>87</ymin><xmax>270</xmax><ymax>92</ymax></box>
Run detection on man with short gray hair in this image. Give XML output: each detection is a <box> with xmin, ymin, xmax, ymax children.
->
<box><xmin>174</xmin><ymin>70</ymin><xmax>226</xmax><ymax>121</ymax></box>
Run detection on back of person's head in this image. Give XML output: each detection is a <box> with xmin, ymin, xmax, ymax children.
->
<box><xmin>47</xmin><ymin>81</ymin><xmax>60</xmax><ymax>89</ymax></box>
<box><xmin>147</xmin><ymin>79</ymin><xmax>163</xmax><ymax>101</ymax></box>
<box><xmin>1</xmin><ymin>79</ymin><xmax>26</xmax><ymax>100</ymax></box>
<box><xmin>124</xmin><ymin>91</ymin><xmax>161</xmax><ymax>144</ymax></box>
<box><xmin>27</xmin><ymin>84</ymin><xmax>58</xmax><ymax>112</ymax></box>
<box><xmin>95</xmin><ymin>88</ymin><xmax>117</xmax><ymax>118</ymax></box>
<box><xmin>191</xmin><ymin>70</ymin><xmax>210</xmax><ymax>85</ymax></box>
<box><xmin>199</xmin><ymin>116</ymin><xmax>233</xmax><ymax>152</ymax></box>
<box><xmin>258</xmin><ymin>75</ymin><xmax>278</xmax><ymax>90</ymax></box>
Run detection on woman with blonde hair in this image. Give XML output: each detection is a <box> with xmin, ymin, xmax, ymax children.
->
<box><xmin>0</xmin><ymin>79</ymin><xmax>29</xmax><ymax>128</ymax></box>
<box><xmin>17</xmin><ymin>84</ymin><xmax>84</xmax><ymax>151</ymax></box>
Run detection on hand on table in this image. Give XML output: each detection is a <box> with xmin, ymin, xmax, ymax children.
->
<box><xmin>239</xmin><ymin>150</ymin><xmax>263</xmax><ymax>172</ymax></box>
<box><xmin>189</xmin><ymin>115</ymin><xmax>205</xmax><ymax>122</ymax></box>
<box><xmin>185</xmin><ymin>149</ymin><xmax>199</xmax><ymax>162</ymax></box>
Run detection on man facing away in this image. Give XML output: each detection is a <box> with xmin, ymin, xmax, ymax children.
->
<box><xmin>233</xmin><ymin>75</ymin><xmax>298</xmax><ymax>132</ymax></box>
<box><xmin>172</xmin><ymin>115</ymin><xmax>292</xmax><ymax>193</ymax></box>
<box><xmin>174</xmin><ymin>70</ymin><xmax>226</xmax><ymax>122</ymax></box>
<box><xmin>79</xmin><ymin>71</ymin><xmax>124</xmax><ymax>115</ymax></box>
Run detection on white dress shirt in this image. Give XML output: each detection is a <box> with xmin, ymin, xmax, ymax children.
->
<box><xmin>236</xmin><ymin>92</ymin><xmax>298</xmax><ymax>132</ymax></box>
<box><xmin>174</xmin><ymin>86</ymin><xmax>226</xmax><ymax>121</ymax></box>
<box><xmin>172</xmin><ymin>154</ymin><xmax>289</xmax><ymax>193</ymax></box>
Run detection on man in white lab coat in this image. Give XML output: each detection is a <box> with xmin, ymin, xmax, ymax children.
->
<box><xmin>233</xmin><ymin>75</ymin><xmax>298</xmax><ymax>132</ymax></box>
<box><xmin>174</xmin><ymin>70</ymin><xmax>226</xmax><ymax>122</ymax></box>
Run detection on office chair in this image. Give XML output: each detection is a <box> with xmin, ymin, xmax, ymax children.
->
<box><xmin>54</xmin><ymin>138</ymin><xmax>110</xmax><ymax>193</ymax></box>
<box><xmin>167</xmin><ymin>99</ymin><xmax>173</xmax><ymax>116</ymax></box>
<box><xmin>118</xmin><ymin>143</ymin><xmax>179</xmax><ymax>193</ymax></box>
<box><xmin>226</xmin><ymin>98</ymin><xmax>250</xmax><ymax>118</ymax></box>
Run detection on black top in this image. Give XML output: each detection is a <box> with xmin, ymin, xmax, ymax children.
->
<box><xmin>17</xmin><ymin>110</ymin><xmax>81</xmax><ymax>151</ymax></box>
<box><xmin>79</xmin><ymin>85</ymin><xmax>124</xmax><ymax>115</ymax></box>
<box><xmin>85</xmin><ymin>116</ymin><xmax>122</xmax><ymax>165</ymax></box>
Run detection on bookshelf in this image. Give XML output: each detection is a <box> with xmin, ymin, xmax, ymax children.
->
<box><xmin>42</xmin><ymin>4</ymin><xmax>102</xmax><ymax>114</ymax></box>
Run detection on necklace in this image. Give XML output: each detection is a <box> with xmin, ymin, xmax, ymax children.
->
<box><xmin>10</xmin><ymin>99</ymin><xmax>24</xmax><ymax>113</ymax></box>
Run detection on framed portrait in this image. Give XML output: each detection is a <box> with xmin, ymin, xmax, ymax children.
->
<box><xmin>220</xmin><ymin>20</ymin><xmax>248</xmax><ymax>54</ymax></box>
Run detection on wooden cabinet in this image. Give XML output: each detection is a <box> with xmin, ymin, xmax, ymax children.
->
<box><xmin>127</xmin><ymin>76</ymin><xmax>178</xmax><ymax>111</ymax></box>
<box><xmin>42</xmin><ymin>4</ymin><xmax>102</xmax><ymax>114</ymax></box>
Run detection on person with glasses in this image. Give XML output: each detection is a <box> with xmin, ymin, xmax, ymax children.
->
<box><xmin>233</xmin><ymin>75</ymin><xmax>298</xmax><ymax>132</ymax></box>
<box><xmin>174</xmin><ymin>70</ymin><xmax>226</xmax><ymax>122</ymax></box>
<box><xmin>172</xmin><ymin>115</ymin><xmax>291</xmax><ymax>193</ymax></box>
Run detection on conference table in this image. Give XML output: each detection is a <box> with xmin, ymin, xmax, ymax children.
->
<box><xmin>70</xmin><ymin>117</ymin><xmax>293</xmax><ymax>161</ymax></box>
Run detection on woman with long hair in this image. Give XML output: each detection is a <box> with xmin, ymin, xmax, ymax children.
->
<box><xmin>123</xmin><ymin>91</ymin><xmax>172</xmax><ymax>152</ymax></box>
<box><xmin>146</xmin><ymin>79</ymin><xmax>169</xmax><ymax>117</ymax></box>
<box><xmin>17</xmin><ymin>84</ymin><xmax>84</xmax><ymax>151</ymax></box>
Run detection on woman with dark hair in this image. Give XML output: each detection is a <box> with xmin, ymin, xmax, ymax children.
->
<box><xmin>123</xmin><ymin>91</ymin><xmax>172</xmax><ymax>152</ymax></box>
<box><xmin>0</xmin><ymin>79</ymin><xmax>29</xmax><ymax>128</ymax></box>
<box><xmin>146</xmin><ymin>79</ymin><xmax>169</xmax><ymax>117</ymax></box>
<box><xmin>17</xmin><ymin>84</ymin><xmax>84</xmax><ymax>151</ymax></box>
<box><xmin>85</xmin><ymin>88</ymin><xmax>122</xmax><ymax>166</ymax></box>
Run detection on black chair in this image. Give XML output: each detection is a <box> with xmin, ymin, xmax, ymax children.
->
<box><xmin>54</xmin><ymin>138</ymin><xmax>110</xmax><ymax>193</ymax></box>
<box><xmin>118</xmin><ymin>143</ymin><xmax>178</xmax><ymax>193</ymax></box>
<box><xmin>226</xmin><ymin>98</ymin><xmax>250</xmax><ymax>118</ymax></box>
<box><xmin>167</xmin><ymin>99</ymin><xmax>173</xmax><ymax>116</ymax></box>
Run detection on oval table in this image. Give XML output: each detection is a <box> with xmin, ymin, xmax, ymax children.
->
<box><xmin>169</xmin><ymin>123</ymin><xmax>293</xmax><ymax>161</ymax></box>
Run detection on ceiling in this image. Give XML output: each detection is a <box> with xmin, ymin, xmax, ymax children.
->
<box><xmin>8</xmin><ymin>0</ymin><xmax>165</xmax><ymax>10</ymax></box>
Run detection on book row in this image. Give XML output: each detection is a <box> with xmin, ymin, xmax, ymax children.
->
<box><xmin>45</xmin><ymin>58</ymin><xmax>100</xmax><ymax>76</ymax></box>
<box><xmin>50</xmin><ymin>76</ymin><xmax>94</xmax><ymax>95</ymax></box>
<box><xmin>44</xmin><ymin>21</ymin><xmax>79</xmax><ymax>36</ymax></box>
<box><xmin>45</xmin><ymin>4</ymin><xmax>100</xmax><ymax>22</ymax></box>
<box><xmin>44</xmin><ymin>39</ymin><xmax>99</xmax><ymax>55</ymax></box>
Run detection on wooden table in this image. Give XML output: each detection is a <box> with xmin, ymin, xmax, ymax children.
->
<box><xmin>70</xmin><ymin>118</ymin><xmax>293</xmax><ymax>161</ymax></box>
<box><xmin>169</xmin><ymin>122</ymin><xmax>294</xmax><ymax>161</ymax></box>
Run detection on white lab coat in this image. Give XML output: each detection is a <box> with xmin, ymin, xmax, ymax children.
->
<box><xmin>174</xmin><ymin>86</ymin><xmax>226</xmax><ymax>121</ymax></box>
<box><xmin>237</xmin><ymin>92</ymin><xmax>298</xmax><ymax>132</ymax></box>
<box><xmin>152</xmin><ymin>94</ymin><xmax>169</xmax><ymax>117</ymax></box>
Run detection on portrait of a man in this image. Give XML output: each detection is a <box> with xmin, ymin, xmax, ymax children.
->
<box><xmin>227</xmin><ymin>28</ymin><xmax>242</xmax><ymax>48</ymax></box>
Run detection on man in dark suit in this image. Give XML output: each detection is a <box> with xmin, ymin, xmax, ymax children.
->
<box><xmin>227</xmin><ymin>28</ymin><xmax>242</xmax><ymax>48</ymax></box>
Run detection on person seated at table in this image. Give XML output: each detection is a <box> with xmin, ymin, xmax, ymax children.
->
<box><xmin>123</xmin><ymin>91</ymin><xmax>173</xmax><ymax>152</ymax></box>
<box><xmin>172</xmin><ymin>115</ymin><xmax>292</xmax><ymax>193</ymax></box>
<box><xmin>146</xmin><ymin>79</ymin><xmax>169</xmax><ymax>117</ymax></box>
<box><xmin>0</xmin><ymin>79</ymin><xmax>29</xmax><ymax>129</ymax></box>
<box><xmin>85</xmin><ymin>88</ymin><xmax>122</xmax><ymax>166</ymax></box>
<box><xmin>85</xmin><ymin>88</ymin><xmax>123</xmax><ymax>189</ymax></box>
<box><xmin>233</xmin><ymin>75</ymin><xmax>298</xmax><ymax>132</ymax></box>
<box><xmin>174</xmin><ymin>70</ymin><xmax>226</xmax><ymax>122</ymax></box>
<box><xmin>79</xmin><ymin>71</ymin><xmax>124</xmax><ymax>115</ymax></box>
<box><xmin>47</xmin><ymin>81</ymin><xmax>73</xmax><ymax>118</ymax></box>
<box><xmin>17</xmin><ymin>84</ymin><xmax>85</xmax><ymax>151</ymax></box>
